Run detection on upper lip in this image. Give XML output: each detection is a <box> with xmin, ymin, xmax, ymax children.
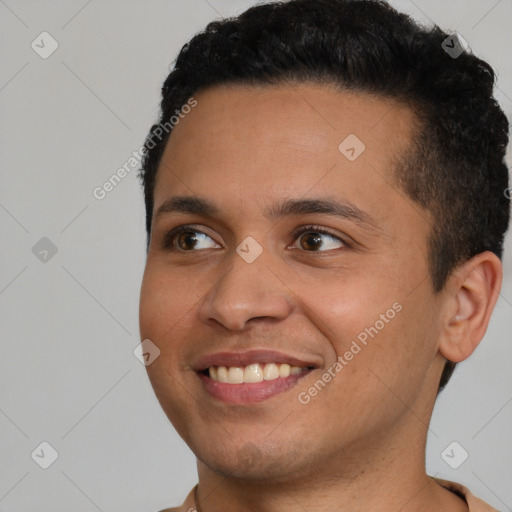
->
<box><xmin>193</xmin><ymin>349</ymin><xmax>321</xmax><ymax>372</ymax></box>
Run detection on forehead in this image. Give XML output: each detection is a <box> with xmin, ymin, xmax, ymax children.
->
<box><xmin>153</xmin><ymin>82</ymin><xmax>421</xmax><ymax>227</ymax></box>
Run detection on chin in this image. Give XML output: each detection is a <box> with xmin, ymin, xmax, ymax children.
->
<box><xmin>195</xmin><ymin>438</ymin><xmax>316</xmax><ymax>484</ymax></box>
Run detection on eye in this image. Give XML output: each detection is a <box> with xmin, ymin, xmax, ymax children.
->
<box><xmin>290</xmin><ymin>225</ymin><xmax>347</xmax><ymax>252</ymax></box>
<box><xmin>161</xmin><ymin>224</ymin><xmax>348</xmax><ymax>253</ymax></box>
<box><xmin>162</xmin><ymin>226</ymin><xmax>220</xmax><ymax>251</ymax></box>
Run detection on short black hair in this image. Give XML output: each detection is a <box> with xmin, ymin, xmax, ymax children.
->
<box><xmin>138</xmin><ymin>0</ymin><xmax>510</xmax><ymax>392</ymax></box>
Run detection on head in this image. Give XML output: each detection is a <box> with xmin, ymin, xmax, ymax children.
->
<box><xmin>138</xmin><ymin>0</ymin><xmax>509</xmax><ymax>482</ymax></box>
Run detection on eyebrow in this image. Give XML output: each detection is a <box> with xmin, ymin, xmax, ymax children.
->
<box><xmin>155</xmin><ymin>195</ymin><xmax>380</xmax><ymax>231</ymax></box>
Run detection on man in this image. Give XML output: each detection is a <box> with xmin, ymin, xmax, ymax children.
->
<box><xmin>137</xmin><ymin>0</ymin><xmax>510</xmax><ymax>510</ymax></box>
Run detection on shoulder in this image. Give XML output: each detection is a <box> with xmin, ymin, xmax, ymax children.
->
<box><xmin>157</xmin><ymin>505</ymin><xmax>194</xmax><ymax>512</ymax></box>
<box><xmin>155</xmin><ymin>485</ymin><xmax>198</xmax><ymax>512</ymax></box>
<box><xmin>433</xmin><ymin>477</ymin><xmax>500</xmax><ymax>512</ymax></box>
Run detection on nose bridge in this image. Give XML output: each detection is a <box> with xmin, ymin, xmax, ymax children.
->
<box><xmin>199</xmin><ymin>241</ymin><xmax>294</xmax><ymax>331</ymax></box>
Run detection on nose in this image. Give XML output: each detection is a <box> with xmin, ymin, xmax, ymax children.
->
<box><xmin>198</xmin><ymin>247</ymin><xmax>295</xmax><ymax>332</ymax></box>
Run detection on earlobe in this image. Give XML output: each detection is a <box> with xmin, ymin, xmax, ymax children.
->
<box><xmin>438</xmin><ymin>251</ymin><xmax>503</xmax><ymax>364</ymax></box>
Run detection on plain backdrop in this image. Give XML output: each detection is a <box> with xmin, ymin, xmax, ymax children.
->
<box><xmin>1</xmin><ymin>0</ymin><xmax>511</xmax><ymax>510</ymax></box>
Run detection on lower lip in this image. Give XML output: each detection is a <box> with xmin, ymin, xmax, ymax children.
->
<box><xmin>198</xmin><ymin>370</ymin><xmax>312</xmax><ymax>404</ymax></box>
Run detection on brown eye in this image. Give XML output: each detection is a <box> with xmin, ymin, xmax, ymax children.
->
<box><xmin>162</xmin><ymin>226</ymin><xmax>220</xmax><ymax>251</ymax></box>
<box><xmin>176</xmin><ymin>231</ymin><xmax>200</xmax><ymax>250</ymax></box>
<box><xmin>292</xmin><ymin>225</ymin><xmax>346</xmax><ymax>252</ymax></box>
<box><xmin>299</xmin><ymin>232</ymin><xmax>323</xmax><ymax>251</ymax></box>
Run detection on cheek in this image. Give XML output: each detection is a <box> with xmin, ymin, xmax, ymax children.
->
<box><xmin>138</xmin><ymin>265</ymin><xmax>200</xmax><ymax>434</ymax></box>
<box><xmin>139</xmin><ymin>264</ymin><xmax>196</xmax><ymax>392</ymax></box>
<box><xmin>139</xmin><ymin>261</ymin><xmax>203</xmax><ymax>341</ymax></box>
<box><xmin>301</xmin><ymin>270</ymin><xmax>435</xmax><ymax>397</ymax></box>
<box><xmin>307</xmin><ymin>272</ymin><xmax>401</xmax><ymax>347</ymax></box>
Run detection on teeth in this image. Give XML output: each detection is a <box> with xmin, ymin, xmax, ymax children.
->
<box><xmin>207</xmin><ymin>363</ymin><xmax>308</xmax><ymax>384</ymax></box>
<box><xmin>279</xmin><ymin>363</ymin><xmax>291</xmax><ymax>377</ymax></box>
<box><xmin>263</xmin><ymin>363</ymin><xmax>279</xmax><ymax>380</ymax></box>
<box><xmin>244</xmin><ymin>363</ymin><xmax>263</xmax><ymax>383</ymax></box>
<box><xmin>228</xmin><ymin>366</ymin><xmax>244</xmax><ymax>384</ymax></box>
<box><xmin>217</xmin><ymin>366</ymin><xmax>228</xmax><ymax>383</ymax></box>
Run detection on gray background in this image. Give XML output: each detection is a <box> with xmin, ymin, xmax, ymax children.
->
<box><xmin>0</xmin><ymin>0</ymin><xmax>511</xmax><ymax>510</ymax></box>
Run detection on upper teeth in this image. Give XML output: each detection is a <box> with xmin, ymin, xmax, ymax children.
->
<box><xmin>208</xmin><ymin>363</ymin><xmax>307</xmax><ymax>384</ymax></box>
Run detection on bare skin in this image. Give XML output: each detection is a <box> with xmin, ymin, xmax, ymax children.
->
<box><xmin>139</xmin><ymin>82</ymin><xmax>502</xmax><ymax>511</ymax></box>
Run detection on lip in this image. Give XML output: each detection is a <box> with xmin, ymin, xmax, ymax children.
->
<box><xmin>193</xmin><ymin>349</ymin><xmax>321</xmax><ymax>372</ymax></box>
<box><xmin>197</xmin><ymin>368</ymin><xmax>314</xmax><ymax>404</ymax></box>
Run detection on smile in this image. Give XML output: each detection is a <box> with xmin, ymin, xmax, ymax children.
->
<box><xmin>205</xmin><ymin>363</ymin><xmax>312</xmax><ymax>384</ymax></box>
<box><xmin>198</xmin><ymin>365</ymin><xmax>315</xmax><ymax>404</ymax></box>
<box><xmin>194</xmin><ymin>349</ymin><xmax>320</xmax><ymax>404</ymax></box>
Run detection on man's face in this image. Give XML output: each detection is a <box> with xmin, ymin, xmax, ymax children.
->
<box><xmin>139</xmin><ymin>83</ymin><xmax>446</xmax><ymax>481</ymax></box>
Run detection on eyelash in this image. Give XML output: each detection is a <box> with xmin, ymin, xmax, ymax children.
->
<box><xmin>162</xmin><ymin>224</ymin><xmax>351</xmax><ymax>252</ymax></box>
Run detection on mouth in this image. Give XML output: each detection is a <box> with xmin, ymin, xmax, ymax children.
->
<box><xmin>194</xmin><ymin>350</ymin><xmax>320</xmax><ymax>404</ymax></box>
<box><xmin>199</xmin><ymin>363</ymin><xmax>315</xmax><ymax>383</ymax></box>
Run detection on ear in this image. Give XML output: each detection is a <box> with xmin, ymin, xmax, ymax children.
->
<box><xmin>438</xmin><ymin>251</ymin><xmax>503</xmax><ymax>363</ymax></box>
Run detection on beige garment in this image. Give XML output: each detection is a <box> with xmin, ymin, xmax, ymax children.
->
<box><xmin>433</xmin><ymin>478</ymin><xmax>500</xmax><ymax>512</ymax></box>
<box><xmin>159</xmin><ymin>479</ymin><xmax>500</xmax><ymax>511</ymax></box>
